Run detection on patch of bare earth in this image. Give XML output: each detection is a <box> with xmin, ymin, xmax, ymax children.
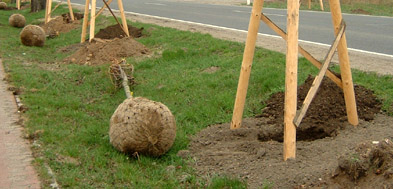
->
<box><xmin>63</xmin><ymin>24</ymin><xmax>149</xmax><ymax>65</ymax></box>
<box><xmin>183</xmin><ymin>76</ymin><xmax>393</xmax><ymax>188</ymax></box>
<box><xmin>40</xmin><ymin>13</ymin><xmax>84</xmax><ymax>37</ymax></box>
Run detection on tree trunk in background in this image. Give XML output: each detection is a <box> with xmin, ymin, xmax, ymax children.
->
<box><xmin>31</xmin><ymin>0</ymin><xmax>46</xmax><ymax>12</ymax></box>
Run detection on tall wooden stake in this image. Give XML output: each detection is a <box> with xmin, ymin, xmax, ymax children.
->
<box><xmin>230</xmin><ymin>0</ymin><xmax>264</xmax><ymax>129</ymax></box>
<box><xmin>81</xmin><ymin>0</ymin><xmax>90</xmax><ymax>42</ymax></box>
<box><xmin>16</xmin><ymin>0</ymin><xmax>20</xmax><ymax>10</ymax></box>
<box><xmin>89</xmin><ymin>0</ymin><xmax>97</xmax><ymax>42</ymax></box>
<box><xmin>284</xmin><ymin>0</ymin><xmax>299</xmax><ymax>160</ymax></box>
<box><xmin>44</xmin><ymin>0</ymin><xmax>52</xmax><ymax>24</ymax></box>
<box><xmin>319</xmin><ymin>0</ymin><xmax>324</xmax><ymax>11</ymax></box>
<box><xmin>329</xmin><ymin>0</ymin><xmax>358</xmax><ymax>126</ymax></box>
<box><xmin>67</xmin><ymin>0</ymin><xmax>75</xmax><ymax>21</ymax></box>
<box><xmin>117</xmin><ymin>0</ymin><xmax>129</xmax><ymax>36</ymax></box>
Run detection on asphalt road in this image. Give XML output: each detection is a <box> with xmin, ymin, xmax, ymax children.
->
<box><xmin>72</xmin><ymin>0</ymin><xmax>393</xmax><ymax>56</ymax></box>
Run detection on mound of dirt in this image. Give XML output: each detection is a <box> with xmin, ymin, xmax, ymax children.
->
<box><xmin>258</xmin><ymin>75</ymin><xmax>381</xmax><ymax>142</ymax></box>
<box><xmin>65</xmin><ymin>37</ymin><xmax>149</xmax><ymax>65</ymax></box>
<box><xmin>40</xmin><ymin>13</ymin><xmax>83</xmax><ymax>37</ymax></box>
<box><xmin>324</xmin><ymin>139</ymin><xmax>393</xmax><ymax>188</ymax></box>
<box><xmin>95</xmin><ymin>24</ymin><xmax>144</xmax><ymax>39</ymax></box>
<box><xmin>185</xmin><ymin>76</ymin><xmax>392</xmax><ymax>188</ymax></box>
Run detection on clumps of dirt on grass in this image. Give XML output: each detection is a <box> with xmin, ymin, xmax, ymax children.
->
<box><xmin>95</xmin><ymin>24</ymin><xmax>144</xmax><ymax>39</ymax></box>
<box><xmin>324</xmin><ymin>139</ymin><xmax>393</xmax><ymax>188</ymax></box>
<box><xmin>64</xmin><ymin>37</ymin><xmax>149</xmax><ymax>65</ymax></box>
<box><xmin>257</xmin><ymin>75</ymin><xmax>382</xmax><ymax>142</ymax></box>
<box><xmin>40</xmin><ymin>13</ymin><xmax>84</xmax><ymax>37</ymax></box>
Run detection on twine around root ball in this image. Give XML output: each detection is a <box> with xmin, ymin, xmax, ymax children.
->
<box><xmin>109</xmin><ymin>97</ymin><xmax>176</xmax><ymax>157</ymax></box>
<box><xmin>20</xmin><ymin>25</ymin><xmax>46</xmax><ymax>47</ymax></box>
<box><xmin>0</xmin><ymin>2</ymin><xmax>6</xmax><ymax>9</ymax></box>
<box><xmin>9</xmin><ymin>14</ymin><xmax>26</xmax><ymax>28</ymax></box>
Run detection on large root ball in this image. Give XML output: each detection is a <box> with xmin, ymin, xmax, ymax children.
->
<box><xmin>20</xmin><ymin>25</ymin><xmax>45</xmax><ymax>47</ymax></box>
<box><xmin>0</xmin><ymin>2</ymin><xmax>6</xmax><ymax>9</ymax></box>
<box><xmin>109</xmin><ymin>97</ymin><xmax>176</xmax><ymax>157</ymax></box>
<box><xmin>9</xmin><ymin>14</ymin><xmax>26</xmax><ymax>28</ymax></box>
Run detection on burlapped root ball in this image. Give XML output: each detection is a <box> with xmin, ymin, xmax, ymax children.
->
<box><xmin>9</xmin><ymin>14</ymin><xmax>26</xmax><ymax>28</ymax></box>
<box><xmin>109</xmin><ymin>97</ymin><xmax>176</xmax><ymax>157</ymax></box>
<box><xmin>0</xmin><ymin>2</ymin><xmax>6</xmax><ymax>9</ymax></box>
<box><xmin>20</xmin><ymin>25</ymin><xmax>45</xmax><ymax>47</ymax></box>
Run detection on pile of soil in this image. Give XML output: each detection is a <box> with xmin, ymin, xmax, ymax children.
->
<box><xmin>65</xmin><ymin>37</ymin><xmax>149</xmax><ymax>65</ymax></box>
<box><xmin>40</xmin><ymin>13</ymin><xmax>83</xmax><ymax>37</ymax></box>
<box><xmin>95</xmin><ymin>24</ymin><xmax>144</xmax><ymax>39</ymax></box>
<box><xmin>184</xmin><ymin>76</ymin><xmax>393</xmax><ymax>188</ymax></box>
<box><xmin>322</xmin><ymin>139</ymin><xmax>393</xmax><ymax>188</ymax></box>
<box><xmin>258</xmin><ymin>75</ymin><xmax>382</xmax><ymax>142</ymax></box>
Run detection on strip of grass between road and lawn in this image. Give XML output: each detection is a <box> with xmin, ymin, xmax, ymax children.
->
<box><xmin>0</xmin><ymin>4</ymin><xmax>392</xmax><ymax>188</ymax></box>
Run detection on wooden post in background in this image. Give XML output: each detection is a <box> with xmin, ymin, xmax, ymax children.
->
<box><xmin>283</xmin><ymin>0</ymin><xmax>299</xmax><ymax>161</ymax></box>
<box><xmin>117</xmin><ymin>0</ymin><xmax>129</xmax><ymax>37</ymax></box>
<box><xmin>16</xmin><ymin>0</ymin><xmax>20</xmax><ymax>10</ymax></box>
<box><xmin>319</xmin><ymin>0</ymin><xmax>324</xmax><ymax>10</ymax></box>
<box><xmin>308</xmin><ymin>0</ymin><xmax>311</xmax><ymax>9</ymax></box>
<box><xmin>89</xmin><ymin>0</ymin><xmax>96</xmax><ymax>42</ymax></box>
<box><xmin>67</xmin><ymin>0</ymin><xmax>75</xmax><ymax>21</ymax></box>
<box><xmin>230</xmin><ymin>0</ymin><xmax>264</xmax><ymax>129</ymax></box>
<box><xmin>81</xmin><ymin>0</ymin><xmax>90</xmax><ymax>42</ymax></box>
<box><xmin>329</xmin><ymin>0</ymin><xmax>358</xmax><ymax>126</ymax></box>
<box><xmin>44</xmin><ymin>0</ymin><xmax>52</xmax><ymax>24</ymax></box>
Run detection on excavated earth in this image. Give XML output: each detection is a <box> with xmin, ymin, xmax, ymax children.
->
<box><xmin>183</xmin><ymin>76</ymin><xmax>393</xmax><ymax>188</ymax></box>
<box><xmin>63</xmin><ymin>24</ymin><xmax>148</xmax><ymax>65</ymax></box>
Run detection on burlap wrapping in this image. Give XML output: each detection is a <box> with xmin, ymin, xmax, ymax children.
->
<box><xmin>20</xmin><ymin>25</ymin><xmax>45</xmax><ymax>47</ymax></box>
<box><xmin>109</xmin><ymin>97</ymin><xmax>176</xmax><ymax>156</ymax></box>
<box><xmin>0</xmin><ymin>2</ymin><xmax>6</xmax><ymax>9</ymax></box>
<box><xmin>9</xmin><ymin>14</ymin><xmax>26</xmax><ymax>28</ymax></box>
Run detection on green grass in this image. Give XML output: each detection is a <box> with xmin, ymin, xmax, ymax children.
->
<box><xmin>244</xmin><ymin>1</ymin><xmax>393</xmax><ymax>17</ymax></box>
<box><xmin>1</xmin><ymin>4</ymin><xmax>393</xmax><ymax>188</ymax></box>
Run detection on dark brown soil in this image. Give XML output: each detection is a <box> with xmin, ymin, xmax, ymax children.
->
<box><xmin>64</xmin><ymin>37</ymin><xmax>149</xmax><ymax>65</ymax></box>
<box><xmin>40</xmin><ymin>13</ymin><xmax>83</xmax><ymax>37</ymax></box>
<box><xmin>184</xmin><ymin>76</ymin><xmax>393</xmax><ymax>188</ymax></box>
<box><xmin>321</xmin><ymin>140</ymin><xmax>393</xmax><ymax>188</ymax></box>
<box><xmin>258</xmin><ymin>75</ymin><xmax>382</xmax><ymax>142</ymax></box>
<box><xmin>95</xmin><ymin>24</ymin><xmax>144</xmax><ymax>39</ymax></box>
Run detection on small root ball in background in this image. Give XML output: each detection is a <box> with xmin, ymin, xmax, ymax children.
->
<box><xmin>20</xmin><ymin>25</ymin><xmax>45</xmax><ymax>47</ymax></box>
<box><xmin>0</xmin><ymin>2</ymin><xmax>7</xmax><ymax>9</ymax></box>
<box><xmin>109</xmin><ymin>97</ymin><xmax>176</xmax><ymax>157</ymax></box>
<box><xmin>9</xmin><ymin>14</ymin><xmax>26</xmax><ymax>28</ymax></box>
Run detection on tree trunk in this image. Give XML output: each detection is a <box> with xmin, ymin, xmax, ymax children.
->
<box><xmin>31</xmin><ymin>0</ymin><xmax>46</xmax><ymax>12</ymax></box>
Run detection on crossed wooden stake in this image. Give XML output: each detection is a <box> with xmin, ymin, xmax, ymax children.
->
<box><xmin>44</xmin><ymin>0</ymin><xmax>75</xmax><ymax>24</ymax></box>
<box><xmin>80</xmin><ymin>0</ymin><xmax>129</xmax><ymax>43</ymax></box>
<box><xmin>230</xmin><ymin>0</ymin><xmax>358</xmax><ymax>161</ymax></box>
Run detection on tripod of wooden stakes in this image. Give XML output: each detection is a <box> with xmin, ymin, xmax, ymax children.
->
<box><xmin>230</xmin><ymin>0</ymin><xmax>359</xmax><ymax>161</ymax></box>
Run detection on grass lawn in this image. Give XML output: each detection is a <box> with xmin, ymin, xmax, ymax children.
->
<box><xmin>0</xmin><ymin>4</ymin><xmax>392</xmax><ymax>188</ymax></box>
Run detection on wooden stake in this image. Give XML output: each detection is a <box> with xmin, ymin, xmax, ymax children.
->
<box><xmin>283</xmin><ymin>0</ymin><xmax>299</xmax><ymax>161</ymax></box>
<box><xmin>44</xmin><ymin>0</ymin><xmax>52</xmax><ymax>24</ymax></box>
<box><xmin>294</xmin><ymin>21</ymin><xmax>345</xmax><ymax>127</ymax></box>
<box><xmin>96</xmin><ymin>0</ymin><xmax>113</xmax><ymax>18</ymax></box>
<box><xmin>308</xmin><ymin>0</ymin><xmax>311</xmax><ymax>9</ymax></box>
<box><xmin>17</xmin><ymin>0</ymin><xmax>20</xmax><ymax>10</ymax></box>
<box><xmin>329</xmin><ymin>0</ymin><xmax>358</xmax><ymax>126</ymax></box>
<box><xmin>81</xmin><ymin>0</ymin><xmax>90</xmax><ymax>42</ymax></box>
<box><xmin>319</xmin><ymin>0</ymin><xmax>324</xmax><ymax>11</ymax></box>
<box><xmin>230</xmin><ymin>0</ymin><xmax>264</xmax><ymax>129</ymax></box>
<box><xmin>89</xmin><ymin>0</ymin><xmax>97</xmax><ymax>42</ymax></box>
<box><xmin>117</xmin><ymin>0</ymin><xmax>129</xmax><ymax>37</ymax></box>
<box><xmin>67</xmin><ymin>0</ymin><xmax>75</xmax><ymax>21</ymax></box>
<box><xmin>260</xmin><ymin>14</ymin><xmax>342</xmax><ymax>89</ymax></box>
